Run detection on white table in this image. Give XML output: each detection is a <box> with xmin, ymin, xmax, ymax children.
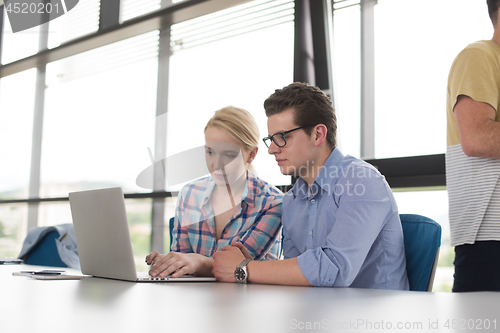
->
<box><xmin>1</xmin><ymin>264</ymin><xmax>499</xmax><ymax>333</ymax></box>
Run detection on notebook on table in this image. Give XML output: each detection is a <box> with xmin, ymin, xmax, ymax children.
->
<box><xmin>69</xmin><ymin>187</ymin><xmax>216</xmax><ymax>283</ymax></box>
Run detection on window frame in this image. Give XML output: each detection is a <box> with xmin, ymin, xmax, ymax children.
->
<box><xmin>0</xmin><ymin>0</ymin><xmax>446</xmax><ymax>253</ymax></box>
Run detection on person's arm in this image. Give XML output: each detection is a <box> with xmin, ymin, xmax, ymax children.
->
<box><xmin>246</xmin><ymin>259</ymin><xmax>311</xmax><ymax>286</ymax></box>
<box><xmin>454</xmin><ymin>95</ymin><xmax>500</xmax><ymax>158</ymax></box>
<box><xmin>146</xmin><ymin>187</ymin><xmax>204</xmax><ymax>278</ymax></box>
<box><xmin>236</xmin><ymin>199</ymin><xmax>282</xmax><ymax>260</ymax></box>
<box><xmin>212</xmin><ymin>245</ymin><xmax>311</xmax><ymax>286</ymax></box>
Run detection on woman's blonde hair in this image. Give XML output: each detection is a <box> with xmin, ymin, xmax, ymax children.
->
<box><xmin>204</xmin><ymin>106</ymin><xmax>260</xmax><ymax>152</ymax></box>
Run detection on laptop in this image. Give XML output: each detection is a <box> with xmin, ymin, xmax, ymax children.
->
<box><xmin>69</xmin><ymin>187</ymin><xmax>216</xmax><ymax>282</ymax></box>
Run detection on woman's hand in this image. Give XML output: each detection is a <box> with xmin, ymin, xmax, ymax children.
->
<box><xmin>231</xmin><ymin>241</ymin><xmax>252</xmax><ymax>259</ymax></box>
<box><xmin>145</xmin><ymin>251</ymin><xmax>213</xmax><ymax>278</ymax></box>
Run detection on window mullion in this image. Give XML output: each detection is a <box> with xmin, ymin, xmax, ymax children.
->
<box><xmin>360</xmin><ymin>0</ymin><xmax>375</xmax><ymax>159</ymax></box>
<box><xmin>27</xmin><ymin>19</ymin><xmax>49</xmax><ymax>229</ymax></box>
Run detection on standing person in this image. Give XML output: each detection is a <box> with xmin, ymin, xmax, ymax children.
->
<box><xmin>212</xmin><ymin>82</ymin><xmax>409</xmax><ymax>289</ymax></box>
<box><xmin>146</xmin><ymin>106</ymin><xmax>282</xmax><ymax>279</ymax></box>
<box><xmin>446</xmin><ymin>0</ymin><xmax>500</xmax><ymax>292</ymax></box>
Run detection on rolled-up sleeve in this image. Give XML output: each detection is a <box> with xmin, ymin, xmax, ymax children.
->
<box><xmin>239</xmin><ymin>198</ymin><xmax>283</xmax><ymax>260</ymax></box>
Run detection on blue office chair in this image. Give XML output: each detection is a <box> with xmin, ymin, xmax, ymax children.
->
<box><xmin>400</xmin><ymin>214</ymin><xmax>442</xmax><ymax>292</ymax></box>
<box><xmin>168</xmin><ymin>217</ymin><xmax>175</xmax><ymax>250</ymax></box>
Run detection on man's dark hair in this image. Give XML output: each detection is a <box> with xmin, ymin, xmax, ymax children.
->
<box><xmin>264</xmin><ymin>82</ymin><xmax>337</xmax><ymax>148</ymax></box>
<box><xmin>487</xmin><ymin>0</ymin><xmax>500</xmax><ymax>25</ymax></box>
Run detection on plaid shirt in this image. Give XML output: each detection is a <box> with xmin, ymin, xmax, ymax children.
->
<box><xmin>171</xmin><ymin>171</ymin><xmax>283</xmax><ymax>260</ymax></box>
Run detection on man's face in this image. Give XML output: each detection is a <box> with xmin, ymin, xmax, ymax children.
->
<box><xmin>266</xmin><ymin>108</ymin><xmax>315</xmax><ymax>177</ymax></box>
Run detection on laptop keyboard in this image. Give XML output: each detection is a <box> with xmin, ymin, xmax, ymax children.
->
<box><xmin>137</xmin><ymin>272</ymin><xmax>171</xmax><ymax>281</ymax></box>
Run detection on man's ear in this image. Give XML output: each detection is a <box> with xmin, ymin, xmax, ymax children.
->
<box><xmin>313</xmin><ymin>124</ymin><xmax>327</xmax><ymax>147</ymax></box>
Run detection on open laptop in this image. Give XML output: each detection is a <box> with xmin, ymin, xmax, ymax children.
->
<box><xmin>69</xmin><ymin>187</ymin><xmax>216</xmax><ymax>282</ymax></box>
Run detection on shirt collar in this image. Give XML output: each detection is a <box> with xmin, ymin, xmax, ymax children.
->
<box><xmin>314</xmin><ymin>147</ymin><xmax>344</xmax><ymax>194</ymax></box>
<box><xmin>291</xmin><ymin>147</ymin><xmax>345</xmax><ymax>198</ymax></box>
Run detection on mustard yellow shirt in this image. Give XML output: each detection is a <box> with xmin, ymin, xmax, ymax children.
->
<box><xmin>446</xmin><ymin>40</ymin><xmax>500</xmax><ymax>246</ymax></box>
<box><xmin>446</xmin><ymin>40</ymin><xmax>500</xmax><ymax>146</ymax></box>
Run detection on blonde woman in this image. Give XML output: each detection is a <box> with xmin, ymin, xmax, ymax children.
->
<box><xmin>146</xmin><ymin>106</ymin><xmax>282</xmax><ymax>278</ymax></box>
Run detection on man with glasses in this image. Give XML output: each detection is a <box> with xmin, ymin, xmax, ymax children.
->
<box><xmin>213</xmin><ymin>82</ymin><xmax>408</xmax><ymax>289</ymax></box>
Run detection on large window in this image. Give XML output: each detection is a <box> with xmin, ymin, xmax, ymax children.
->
<box><xmin>0</xmin><ymin>0</ymin><xmax>293</xmax><ymax>260</ymax></box>
<box><xmin>120</xmin><ymin>0</ymin><xmax>161</xmax><ymax>22</ymax></box>
<box><xmin>167</xmin><ymin>0</ymin><xmax>294</xmax><ymax>189</ymax></box>
<box><xmin>0</xmin><ymin>69</ymin><xmax>36</xmax><ymax>199</ymax></box>
<box><xmin>0</xmin><ymin>68</ymin><xmax>36</xmax><ymax>258</ymax></box>
<box><xmin>1</xmin><ymin>8</ymin><xmax>39</xmax><ymax>64</ymax></box>
<box><xmin>333</xmin><ymin>4</ymin><xmax>360</xmax><ymax>158</ymax></box>
<box><xmin>374</xmin><ymin>0</ymin><xmax>492</xmax><ymax>159</ymax></box>
<box><xmin>47</xmin><ymin>0</ymin><xmax>100</xmax><ymax>49</ymax></box>
<box><xmin>41</xmin><ymin>32</ymin><xmax>159</xmax><ymax>197</ymax></box>
<box><xmin>333</xmin><ymin>0</ymin><xmax>492</xmax><ymax>159</ymax></box>
<box><xmin>0</xmin><ymin>204</ymin><xmax>27</xmax><ymax>258</ymax></box>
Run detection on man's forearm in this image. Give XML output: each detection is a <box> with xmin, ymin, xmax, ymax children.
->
<box><xmin>247</xmin><ymin>257</ymin><xmax>312</xmax><ymax>286</ymax></box>
<box><xmin>455</xmin><ymin>95</ymin><xmax>500</xmax><ymax>158</ymax></box>
<box><xmin>460</xmin><ymin>118</ymin><xmax>500</xmax><ymax>158</ymax></box>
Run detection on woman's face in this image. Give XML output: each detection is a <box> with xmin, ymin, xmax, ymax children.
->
<box><xmin>204</xmin><ymin>126</ymin><xmax>253</xmax><ymax>187</ymax></box>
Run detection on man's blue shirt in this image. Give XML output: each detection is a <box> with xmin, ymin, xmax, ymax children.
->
<box><xmin>282</xmin><ymin>148</ymin><xmax>409</xmax><ymax>289</ymax></box>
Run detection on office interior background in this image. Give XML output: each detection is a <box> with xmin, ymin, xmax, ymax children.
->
<box><xmin>0</xmin><ymin>0</ymin><xmax>492</xmax><ymax>291</ymax></box>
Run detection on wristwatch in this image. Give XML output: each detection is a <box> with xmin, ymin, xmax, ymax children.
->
<box><xmin>234</xmin><ymin>258</ymin><xmax>252</xmax><ymax>283</ymax></box>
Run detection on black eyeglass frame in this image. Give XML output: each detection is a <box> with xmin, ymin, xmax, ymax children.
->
<box><xmin>262</xmin><ymin>125</ymin><xmax>317</xmax><ymax>148</ymax></box>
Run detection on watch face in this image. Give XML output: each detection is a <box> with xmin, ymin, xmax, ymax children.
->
<box><xmin>234</xmin><ymin>267</ymin><xmax>246</xmax><ymax>282</ymax></box>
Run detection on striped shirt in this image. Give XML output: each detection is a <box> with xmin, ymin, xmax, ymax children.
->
<box><xmin>446</xmin><ymin>145</ymin><xmax>500</xmax><ymax>246</ymax></box>
<box><xmin>171</xmin><ymin>170</ymin><xmax>283</xmax><ymax>260</ymax></box>
<box><xmin>446</xmin><ymin>40</ymin><xmax>500</xmax><ymax>246</ymax></box>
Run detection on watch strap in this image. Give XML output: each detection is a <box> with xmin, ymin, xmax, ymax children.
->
<box><xmin>235</xmin><ymin>258</ymin><xmax>252</xmax><ymax>283</ymax></box>
<box><xmin>238</xmin><ymin>258</ymin><xmax>252</xmax><ymax>269</ymax></box>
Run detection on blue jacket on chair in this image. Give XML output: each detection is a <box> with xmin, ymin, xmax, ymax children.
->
<box><xmin>18</xmin><ymin>224</ymin><xmax>80</xmax><ymax>269</ymax></box>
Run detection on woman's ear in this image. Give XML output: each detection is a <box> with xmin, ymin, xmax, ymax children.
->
<box><xmin>247</xmin><ymin>147</ymin><xmax>258</xmax><ymax>163</ymax></box>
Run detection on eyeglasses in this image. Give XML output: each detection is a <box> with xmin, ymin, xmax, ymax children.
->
<box><xmin>262</xmin><ymin>125</ymin><xmax>316</xmax><ymax>148</ymax></box>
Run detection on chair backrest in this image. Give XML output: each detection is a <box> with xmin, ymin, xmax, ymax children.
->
<box><xmin>168</xmin><ymin>217</ymin><xmax>175</xmax><ymax>250</ymax></box>
<box><xmin>400</xmin><ymin>214</ymin><xmax>442</xmax><ymax>292</ymax></box>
